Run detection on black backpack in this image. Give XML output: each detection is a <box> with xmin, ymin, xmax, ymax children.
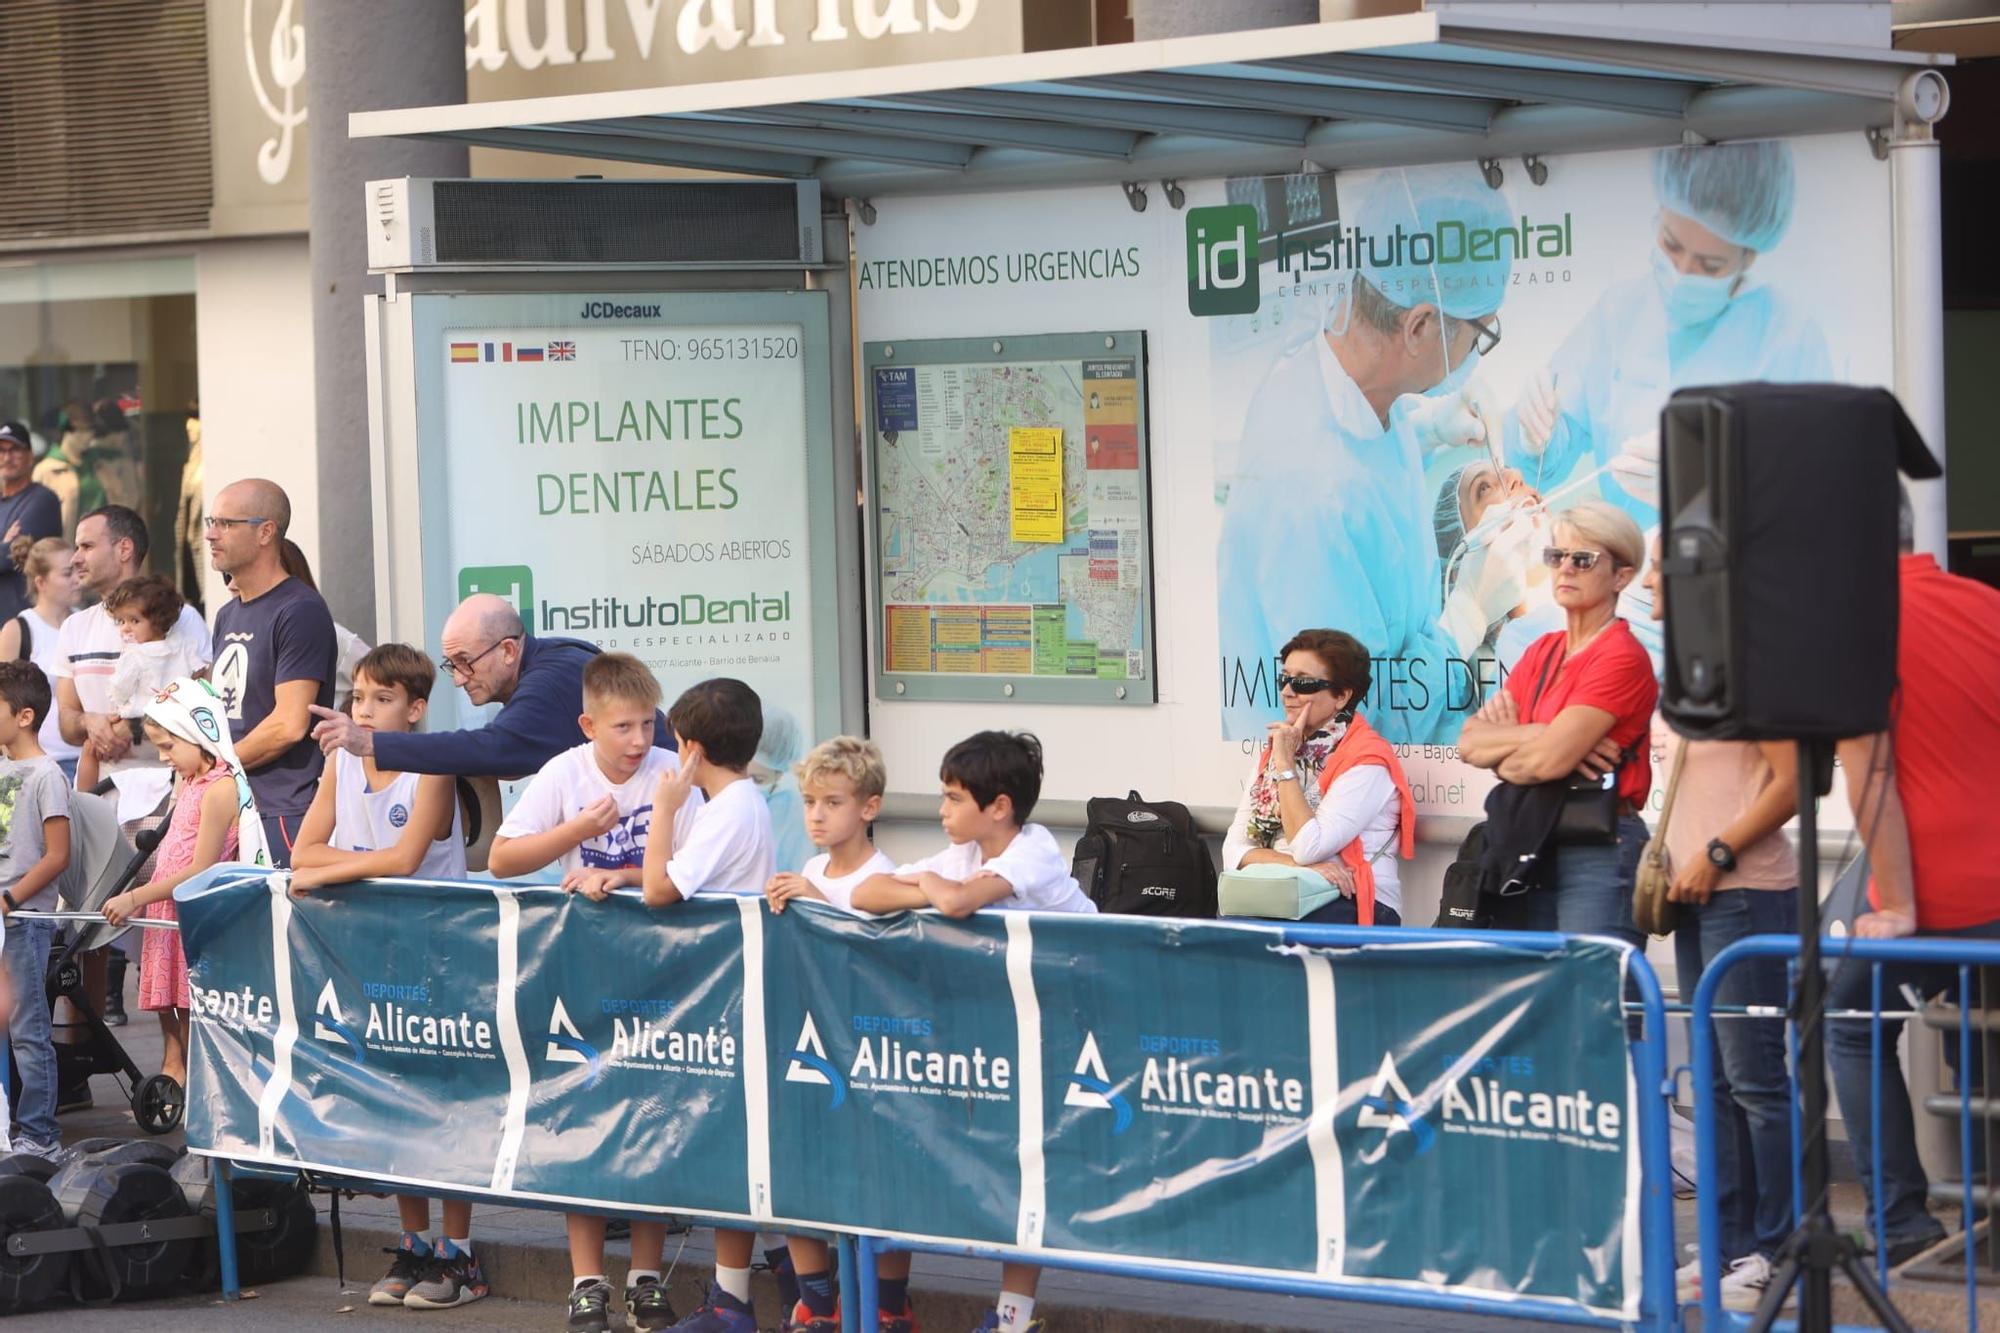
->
<box><xmin>1072</xmin><ymin>790</ymin><xmax>1217</xmax><ymax>918</ymax></box>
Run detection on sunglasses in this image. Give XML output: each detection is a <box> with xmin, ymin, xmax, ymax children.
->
<box><xmin>1277</xmin><ymin>672</ymin><xmax>1336</xmax><ymax>695</ymax></box>
<box><xmin>1542</xmin><ymin>547</ymin><xmax>1612</xmax><ymax>571</ymax></box>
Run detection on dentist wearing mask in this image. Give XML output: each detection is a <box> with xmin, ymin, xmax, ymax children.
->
<box><xmin>1510</xmin><ymin>141</ymin><xmax>1831</xmax><ymax>526</ymax></box>
<box><xmin>1218</xmin><ymin>165</ymin><xmax>1534</xmax><ymax>746</ymax></box>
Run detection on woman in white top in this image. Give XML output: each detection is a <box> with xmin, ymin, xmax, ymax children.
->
<box><xmin>1222</xmin><ymin>628</ymin><xmax>1414</xmax><ymax>926</ymax></box>
<box><xmin>0</xmin><ymin>537</ymin><xmax>80</xmax><ymax>778</ymax></box>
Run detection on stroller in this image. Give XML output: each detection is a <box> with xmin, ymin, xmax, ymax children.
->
<box><xmin>13</xmin><ymin>790</ymin><xmax>181</xmax><ymax>1135</ymax></box>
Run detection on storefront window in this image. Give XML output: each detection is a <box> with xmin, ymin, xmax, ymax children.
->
<box><xmin>0</xmin><ymin>255</ymin><xmax>202</xmax><ymax>607</ymax></box>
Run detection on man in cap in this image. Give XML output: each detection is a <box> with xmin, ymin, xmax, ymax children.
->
<box><xmin>1217</xmin><ymin>165</ymin><xmax>1531</xmax><ymax>745</ymax></box>
<box><xmin>0</xmin><ymin>422</ymin><xmax>62</xmax><ymax>621</ymax></box>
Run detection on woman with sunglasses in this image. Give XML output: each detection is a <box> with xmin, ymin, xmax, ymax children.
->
<box><xmin>1221</xmin><ymin>629</ymin><xmax>1415</xmax><ymax>926</ymax></box>
<box><xmin>1458</xmin><ymin>501</ymin><xmax>1655</xmax><ymax>944</ymax></box>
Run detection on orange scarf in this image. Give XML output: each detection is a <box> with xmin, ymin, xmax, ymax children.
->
<box><xmin>1259</xmin><ymin>713</ymin><xmax>1415</xmax><ymax>925</ymax></box>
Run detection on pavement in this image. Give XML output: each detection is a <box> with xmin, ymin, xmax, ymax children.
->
<box><xmin>24</xmin><ymin>962</ymin><xmax>1993</xmax><ymax>1331</ymax></box>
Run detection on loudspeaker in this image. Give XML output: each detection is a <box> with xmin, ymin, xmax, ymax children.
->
<box><xmin>1659</xmin><ymin>382</ymin><xmax>1938</xmax><ymax>741</ymax></box>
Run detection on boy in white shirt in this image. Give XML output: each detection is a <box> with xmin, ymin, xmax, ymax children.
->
<box><xmin>643</xmin><ymin>678</ymin><xmax>775</xmax><ymax>1333</ymax></box>
<box><xmin>854</xmin><ymin>730</ymin><xmax>1093</xmax><ymax>1333</ymax></box>
<box><xmin>287</xmin><ymin>644</ymin><xmax>475</xmax><ymax>1310</ymax></box>
<box><xmin>489</xmin><ymin>653</ymin><xmax>698</xmax><ymax>1333</ymax></box>
<box><xmin>763</xmin><ymin>737</ymin><xmax>915</xmax><ymax>1332</ymax></box>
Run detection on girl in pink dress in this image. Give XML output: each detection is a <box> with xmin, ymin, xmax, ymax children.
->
<box><xmin>102</xmin><ymin>711</ymin><xmax>243</xmax><ymax>1086</ymax></box>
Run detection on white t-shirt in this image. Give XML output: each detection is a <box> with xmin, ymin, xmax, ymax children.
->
<box><xmin>803</xmin><ymin>848</ymin><xmax>896</xmax><ymax>916</ymax></box>
<box><xmin>496</xmin><ymin>743</ymin><xmax>702</xmax><ymax>879</ymax></box>
<box><xmin>109</xmin><ymin>636</ymin><xmax>209</xmax><ymax>718</ymax></box>
<box><xmin>54</xmin><ymin>602</ymin><xmax>212</xmax><ymax>820</ymax></box>
<box><xmin>895</xmin><ymin>823</ymin><xmax>1098</xmax><ymax>914</ymax></box>
<box><xmin>330</xmin><ymin>749</ymin><xmax>467</xmax><ymax>881</ymax></box>
<box><xmin>665</xmin><ymin>777</ymin><xmax>774</xmax><ymax>897</ymax></box>
<box><xmin>15</xmin><ymin>609</ymin><xmax>78</xmax><ymax>764</ymax></box>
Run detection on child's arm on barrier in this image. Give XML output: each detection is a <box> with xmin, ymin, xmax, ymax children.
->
<box><xmin>765</xmin><ymin>872</ymin><xmax>825</xmax><ymax>914</ymax></box>
<box><xmin>104</xmin><ymin>778</ymin><xmax>237</xmax><ymax>925</ymax></box>
<box><xmin>851</xmin><ymin>873</ymin><xmax>927</xmax><ymax>914</ymax></box>
<box><xmin>490</xmin><ymin>795</ymin><xmax>615</xmax><ymax>880</ymax></box>
<box><xmin>915</xmin><ymin>870</ymin><xmax>1015</xmax><ymax>919</ymax></box>
<box><xmin>292</xmin><ymin>773</ymin><xmax>460</xmax><ymax>893</ymax></box>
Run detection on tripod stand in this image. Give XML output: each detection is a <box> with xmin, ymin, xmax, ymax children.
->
<box><xmin>1747</xmin><ymin>740</ymin><xmax>1910</xmax><ymax>1332</ymax></box>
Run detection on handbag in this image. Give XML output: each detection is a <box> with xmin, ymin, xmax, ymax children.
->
<box><xmin>1218</xmin><ymin>863</ymin><xmax>1340</xmax><ymax>921</ymax></box>
<box><xmin>1632</xmin><ymin>738</ymin><xmax>1687</xmax><ymax>937</ymax></box>
<box><xmin>1530</xmin><ymin>640</ymin><xmax>1624</xmax><ymax>845</ymax></box>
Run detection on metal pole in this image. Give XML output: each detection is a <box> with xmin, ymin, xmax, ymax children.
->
<box><xmin>1792</xmin><ymin>740</ymin><xmax>1834</xmax><ymax>1328</ymax></box>
<box><xmin>1888</xmin><ymin>74</ymin><xmax>1950</xmax><ymax>558</ymax></box>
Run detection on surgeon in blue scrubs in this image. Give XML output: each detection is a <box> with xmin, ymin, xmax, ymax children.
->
<box><xmin>1218</xmin><ymin>166</ymin><xmax>1533</xmax><ymax>746</ymax></box>
<box><xmin>1510</xmin><ymin>141</ymin><xmax>1832</xmax><ymax>526</ymax></box>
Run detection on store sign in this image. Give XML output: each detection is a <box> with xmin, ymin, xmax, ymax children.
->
<box><xmin>211</xmin><ymin>0</ymin><xmax>1087</xmax><ymax>229</ymax></box>
<box><xmin>432</xmin><ymin>301</ymin><xmax>823</xmax><ymax>742</ymax></box>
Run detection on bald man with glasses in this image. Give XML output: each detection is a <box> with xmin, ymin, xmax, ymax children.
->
<box><xmin>310</xmin><ymin>594</ymin><xmax>673</xmax><ymax>780</ymax></box>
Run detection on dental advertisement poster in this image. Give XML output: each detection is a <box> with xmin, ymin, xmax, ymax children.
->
<box><xmin>854</xmin><ymin>134</ymin><xmax>1893</xmax><ymax>820</ymax></box>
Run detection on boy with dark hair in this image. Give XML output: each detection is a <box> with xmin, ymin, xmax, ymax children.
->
<box><xmin>287</xmin><ymin>642</ymin><xmax>477</xmax><ymax>1309</ymax></box>
<box><xmin>489</xmin><ymin>653</ymin><xmax>700</xmax><ymax>1333</ymax></box>
<box><xmin>0</xmin><ymin>661</ymin><xmax>73</xmax><ymax>1158</ymax></box>
<box><xmin>646</xmin><ymin>678</ymin><xmax>776</xmax><ymax>1333</ymax></box>
<box><xmin>854</xmin><ymin>730</ymin><xmax>1093</xmax><ymax>1332</ymax></box>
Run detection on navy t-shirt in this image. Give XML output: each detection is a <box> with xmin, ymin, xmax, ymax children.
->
<box><xmin>0</xmin><ymin>483</ymin><xmax>62</xmax><ymax>620</ymax></box>
<box><xmin>211</xmin><ymin>576</ymin><xmax>336</xmax><ymax>817</ymax></box>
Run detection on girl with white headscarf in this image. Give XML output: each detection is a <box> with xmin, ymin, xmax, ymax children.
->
<box><xmin>102</xmin><ymin>678</ymin><xmax>268</xmax><ymax>1087</ymax></box>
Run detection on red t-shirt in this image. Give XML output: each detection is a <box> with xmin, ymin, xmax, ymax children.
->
<box><xmin>1503</xmin><ymin>619</ymin><xmax>1658</xmax><ymax>806</ymax></box>
<box><xmin>1877</xmin><ymin>555</ymin><xmax>2000</xmax><ymax>930</ymax></box>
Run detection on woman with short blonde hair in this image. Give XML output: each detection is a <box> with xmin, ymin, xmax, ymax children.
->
<box><xmin>1458</xmin><ymin>500</ymin><xmax>1657</xmax><ymax>943</ymax></box>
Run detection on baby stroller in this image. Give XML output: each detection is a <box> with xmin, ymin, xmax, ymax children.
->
<box><xmin>15</xmin><ymin>791</ymin><xmax>181</xmax><ymax>1134</ymax></box>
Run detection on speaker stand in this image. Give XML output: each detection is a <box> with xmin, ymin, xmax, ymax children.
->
<box><xmin>1748</xmin><ymin>740</ymin><xmax>1911</xmax><ymax>1333</ymax></box>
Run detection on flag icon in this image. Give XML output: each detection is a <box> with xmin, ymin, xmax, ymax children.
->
<box><xmin>482</xmin><ymin>342</ymin><xmax>496</xmax><ymax>361</ymax></box>
<box><xmin>517</xmin><ymin>346</ymin><xmax>544</xmax><ymax>362</ymax></box>
<box><xmin>548</xmin><ymin>341</ymin><xmax>576</xmax><ymax>361</ymax></box>
<box><xmin>449</xmin><ymin>342</ymin><xmax>478</xmax><ymax>363</ymax></box>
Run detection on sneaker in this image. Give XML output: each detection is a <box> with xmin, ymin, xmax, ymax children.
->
<box><xmin>968</xmin><ymin>1314</ymin><xmax>1045</xmax><ymax>1333</ymax></box>
<box><xmin>1718</xmin><ymin>1253</ymin><xmax>1777</xmax><ymax>1313</ymax></box>
<box><xmin>104</xmin><ymin>994</ymin><xmax>128</xmax><ymax>1026</ymax></box>
<box><xmin>369</xmin><ymin>1236</ymin><xmax>433</xmax><ymax>1307</ymax></box>
<box><xmin>403</xmin><ymin>1241</ymin><xmax>488</xmax><ymax>1309</ymax></box>
<box><xmin>879</xmin><ymin>1308</ymin><xmax>922</xmax><ymax>1333</ymax></box>
<box><xmin>667</xmin><ymin>1285</ymin><xmax>757</xmax><ymax>1331</ymax></box>
<box><xmin>782</xmin><ymin>1300</ymin><xmax>841</xmax><ymax>1332</ymax></box>
<box><xmin>568</xmin><ymin>1279</ymin><xmax>614</xmax><ymax>1333</ymax></box>
<box><xmin>1885</xmin><ymin>1228</ymin><xmax>1948</xmax><ymax>1267</ymax></box>
<box><xmin>55</xmin><ymin>1078</ymin><xmax>94</xmax><ymax>1113</ymax></box>
<box><xmin>10</xmin><ymin>1139</ymin><xmax>60</xmax><ymax>1163</ymax></box>
<box><xmin>627</xmin><ymin>1276</ymin><xmax>677</xmax><ymax>1331</ymax></box>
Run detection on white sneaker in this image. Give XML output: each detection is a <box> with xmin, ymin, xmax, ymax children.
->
<box><xmin>1719</xmin><ymin>1253</ymin><xmax>1778</xmax><ymax>1312</ymax></box>
<box><xmin>1675</xmin><ymin>1256</ymin><xmax>1702</xmax><ymax>1303</ymax></box>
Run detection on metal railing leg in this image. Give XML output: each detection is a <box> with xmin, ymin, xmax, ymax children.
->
<box><xmin>857</xmin><ymin>1236</ymin><xmax>881</xmax><ymax>1327</ymax></box>
<box><xmin>215</xmin><ymin>1158</ymin><xmax>242</xmax><ymax>1300</ymax></box>
<box><xmin>837</xmin><ymin>1234</ymin><xmax>859</xmax><ymax>1332</ymax></box>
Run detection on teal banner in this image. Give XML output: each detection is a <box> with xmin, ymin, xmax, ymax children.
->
<box><xmin>178</xmin><ymin>870</ymin><xmax>1639</xmax><ymax>1320</ymax></box>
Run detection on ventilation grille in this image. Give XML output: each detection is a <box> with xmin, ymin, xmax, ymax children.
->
<box><xmin>0</xmin><ymin>0</ymin><xmax>212</xmax><ymax>243</ymax></box>
<box><xmin>431</xmin><ymin>180</ymin><xmax>812</xmax><ymax>264</ymax></box>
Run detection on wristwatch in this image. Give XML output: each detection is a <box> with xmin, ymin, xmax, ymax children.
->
<box><xmin>1</xmin><ymin>889</ymin><xmax>16</xmax><ymax>912</ymax></box>
<box><xmin>1268</xmin><ymin>768</ymin><xmax>1300</xmax><ymax>785</ymax></box>
<box><xmin>1706</xmin><ymin>838</ymin><xmax>1738</xmax><ymax>872</ymax></box>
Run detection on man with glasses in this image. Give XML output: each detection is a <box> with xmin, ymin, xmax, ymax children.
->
<box><xmin>310</xmin><ymin>593</ymin><xmax>673</xmax><ymax>780</ymax></box>
<box><xmin>1218</xmin><ymin>164</ymin><xmax>1532</xmax><ymax>748</ymax></box>
<box><xmin>0</xmin><ymin>423</ymin><xmax>62</xmax><ymax>621</ymax></box>
<box><xmin>208</xmin><ymin>479</ymin><xmax>337</xmax><ymax>866</ymax></box>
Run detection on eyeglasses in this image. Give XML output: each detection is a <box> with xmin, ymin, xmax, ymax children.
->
<box><xmin>1462</xmin><ymin>314</ymin><xmax>1502</xmax><ymax>357</ymax></box>
<box><xmin>1542</xmin><ymin>546</ymin><xmax>1614</xmax><ymax>571</ymax></box>
<box><xmin>1277</xmin><ymin>672</ymin><xmax>1336</xmax><ymax>695</ymax></box>
<box><xmin>438</xmin><ymin>635</ymin><xmax>521</xmax><ymax>681</ymax></box>
<box><xmin>204</xmin><ymin>515</ymin><xmax>268</xmax><ymax>532</ymax></box>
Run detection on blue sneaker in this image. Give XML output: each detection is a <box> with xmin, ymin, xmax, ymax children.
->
<box><xmin>668</xmin><ymin>1285</ymin><xmax>757</xmax><ymax>1332</ymax></box>
<box><xmin>969</xmin><ymin>1314</ymin><xmax>1044</xmax><ymax>1333</ymax></box>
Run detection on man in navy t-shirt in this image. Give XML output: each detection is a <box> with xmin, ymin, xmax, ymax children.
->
<box><xmin>208</xmin><ymin>479</ymin><xmax>335</xmax><ymax>866</ymax></box>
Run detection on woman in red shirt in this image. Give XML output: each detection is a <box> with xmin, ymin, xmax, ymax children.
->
<box><xmin>1459</xmin><ymin>500</ymin><xmax>1656</xmax><ymax>945</ymax></box>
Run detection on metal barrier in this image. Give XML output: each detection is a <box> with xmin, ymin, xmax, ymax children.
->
<box><xmin>196</xmin><ymin>918</ymin><xmax>1680</xmax><ymax>1330</ymax></box>
<box><xmin>1689</xmin><ymin>932</ymin><xmax>2000</xmax><ymax>1332</ymax></box>
<box><xmin>846</xmin><ymin>923</ymin><xmax>1682</xmax><ymax>1333</ymax></box>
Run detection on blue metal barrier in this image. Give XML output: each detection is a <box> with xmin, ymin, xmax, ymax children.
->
<box><xmin>1690</xmin><ymin>932</ymin><xmax>2000</xmax><ymax>1332</ymax></box>
<box><xmin>847</xmin><ymin>923</ymin><xmax>1681</xmax><ymax>1333</ymax></box>
<box><xmin>202</xmin><ymin>923</ymin><xmax>1677</xmax><ymax>1329</ymax></box>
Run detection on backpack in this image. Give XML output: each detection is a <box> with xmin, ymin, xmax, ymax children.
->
<box><xmin>1072</xmin><ymin>790</ymin><xmax>1217</xmax><ymax>918</ymax></box>
<box><xmin>1433</xmin><ymin>821</ymin><xmax>1495</xmax><ymax>930</ymax></box>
